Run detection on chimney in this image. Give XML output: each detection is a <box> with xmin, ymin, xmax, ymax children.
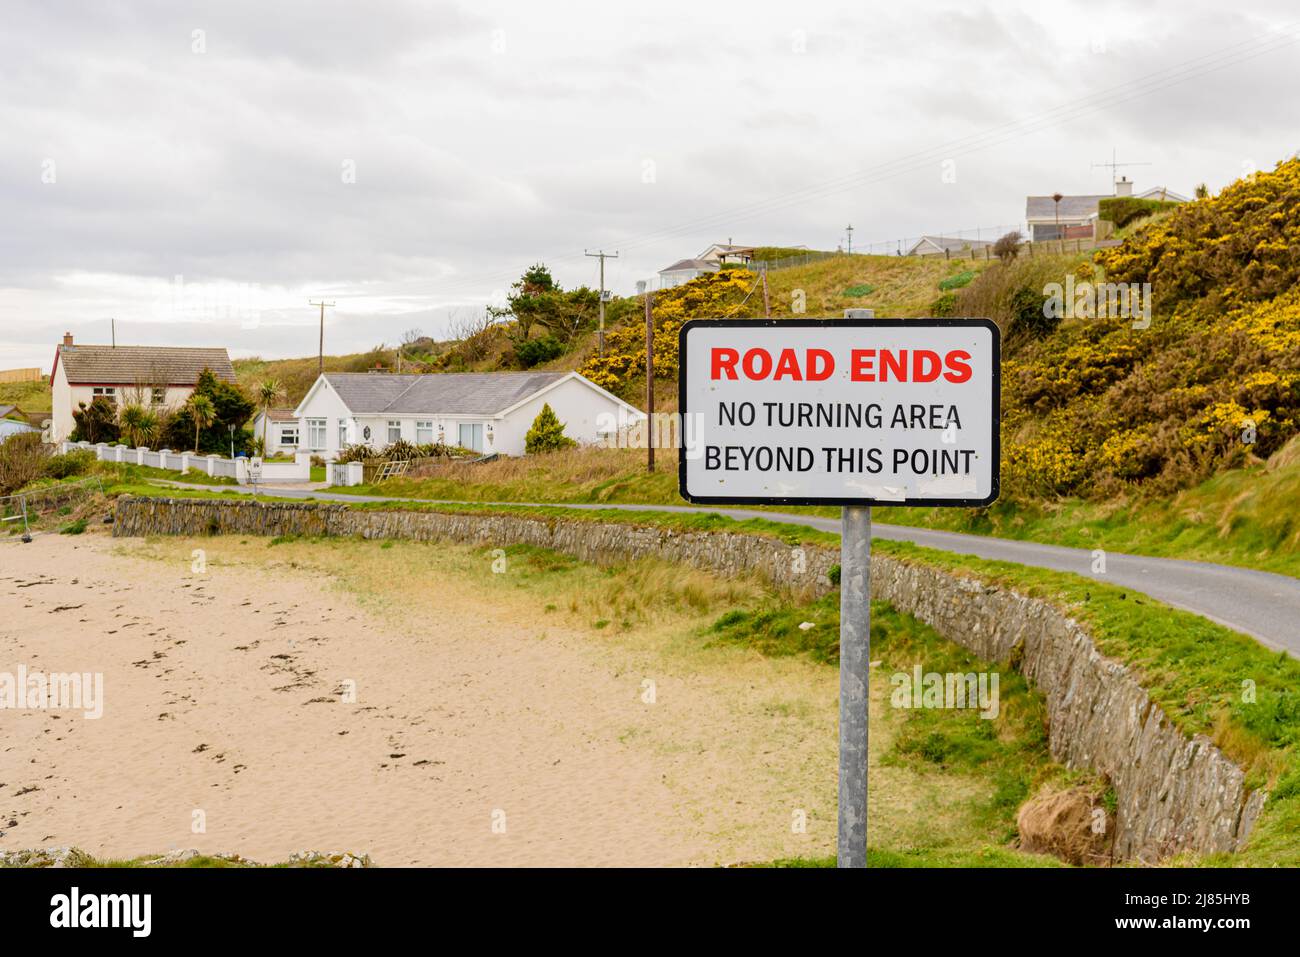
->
<box><xmin>62</xmin><ymin>332</ymin><xmax>74</xmax><ymax>347</ymax></box>
<box><xmin>1115</xmin><ymin>176</ymin><xmax>1134</xmax><ymax>197</ymax></box>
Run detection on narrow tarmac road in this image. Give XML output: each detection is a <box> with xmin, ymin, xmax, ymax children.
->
<box><xmin>170</xmin><ymin>482</ymin><xmax>1300</xmax><ymax>656</ymax></box>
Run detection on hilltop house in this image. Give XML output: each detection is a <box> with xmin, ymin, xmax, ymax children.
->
<box><xmin>906</xmin><ymin>235</ymin><xmax>995</xmax><ymax>257</ymax></box>
<box><xmin>49</xmin><ymin>334</ymin><xmax>236</xmax><ymax>442</ymax></box>
<box><xmin>658</xmin><ymin>258</ymin><xmax>720</xmax><ymax>288</ymax></box>
<box><xmin>1026</xmin><ymin>177</ymin><xmax>1189</xmax><ymax>242</ymax></box>
<box><xmin>697</xmin><ymin>243</ymin><xmax>755</xmax><ymax>265</ymax></box>
<box><xmin>292</xmin><ymin>370</ymin><xmax>645</xmax><ymax>459</ymax></box>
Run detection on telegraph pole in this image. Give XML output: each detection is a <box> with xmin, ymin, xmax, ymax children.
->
<box><xmin>645</xmin><ymin>291</ymin><xmax>654</xmax><ymax>473</ymax></box>
<box><xmin>585</xmin><ymin>249</ymin><xmax>618</xmax><ymax>355</ymax></box>
<box><xmin>310</xmin><ymin>300</ymin><xmax>335</xmax><ymax>374</ymax></box>
<box><xmin>845</xmin><ymin>224</ymin><xmax>854</xmax><ymax>255</ymax></box>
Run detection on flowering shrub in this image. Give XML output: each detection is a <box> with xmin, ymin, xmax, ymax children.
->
<box><xmin>1096</xmin><ymin>157</ymin><xmax>1300</xmax><ymax>311</ymax></box>
<box><xmin>581</xmin><ymin>269</ymin><xmax>755</xmax><ymax>393</ymax></box>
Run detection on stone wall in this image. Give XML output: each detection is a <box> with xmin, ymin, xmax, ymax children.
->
<box><xmin>114</xmin><ymin>496</ymin><xmax>1266</xmax><ymax>861</ymax></box>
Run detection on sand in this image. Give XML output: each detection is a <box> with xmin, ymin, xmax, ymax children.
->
<box><xmin>0</xmin><ymin>532</ymin><xmax>846</xmax><ymax>866</ymax></box>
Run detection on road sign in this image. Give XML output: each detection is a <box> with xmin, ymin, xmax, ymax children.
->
<box><xmin>678</xmin><ymin>316</ymin><xmax>1001</xmax><ymax>869</ymax></box>
<box><xmin>678</xmin><ymin>317</ymin><xmax>1000</xmax><ymax>506</ymax></box>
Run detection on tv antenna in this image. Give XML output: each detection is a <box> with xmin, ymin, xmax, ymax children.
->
<box><xmin>1092</xmin><ymin>148</ymin><xmax>1150</xmax><ymax>188</ymax></box>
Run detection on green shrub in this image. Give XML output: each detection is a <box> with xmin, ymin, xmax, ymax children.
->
<box><xmin>44</xmin><ymin>449</ymin><xmax>96</xmax><ymax>479</ymax></box>
<box><xmin>843</xmin><ymin>283</ymin><xmax>875</xmax><ymax>298</ymax></box>
<box><xmin>938</xmin><ymin>269</ymin><xmax>977</xmax><ymax>291</ymax></box>
<box><xmin>0</xmin><ymin>432</ymin><xmax>49</xmax><ymax>495</ymax></box>
<box><xmin>515</xmin><ymin>335</ymin><xmax>564</xmax><ymax>368</ymax></box>
<box><xmin>929</xmin><ymin>292</ymin><xmax>958</xmax><ymax>317</ymax></box>
<box><xmin>59</xmin><ymin>518</ymin><xmax>87</xmax><ymax>535</ymax></box>
<box><xmin>525</xmin><ymin>403</ymin><xmax>577</xmax><ymax>455</ymax></box>
<box><xmin>1097</xmin><ymin>196</ymin><xmax>1180</xmax><ymax>229</ymax></box>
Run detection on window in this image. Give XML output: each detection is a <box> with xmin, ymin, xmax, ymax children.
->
<box><xmin>458</xmin><ymin>423</ymin><xmax>483</xmax><ymax>452</ymax></box>
<box><xmin>280</xmin><ymin>426</ymin><xmax>298</xmax><ymax>447</ymax></box>
<box><xmin>307</xmin><ymin>418</ymin><xmax>326</xmax><ymax>450</ymax></box>
<box><xmin>416</xmin><ymin>420</ymin><xmax>433</xmax><ymax>444</ymax></box>
<box><xmin>92</xmin><ymin>387</ymin><xmax>117</xmax><ymax>404</ymax></box>
<box><xmin>150</xmin><ymin>387</ymin><xmax>166</xmax><ymax>405</ymax></box>
<box><xmin>338</xmin><ymin>420</ymin><xmax>348</xmax><ymax>448</ymax></box>
<box><xmin>387</xmin><ymin>420</ymin><xmax>402</xmax><ymax>443</ymax></box>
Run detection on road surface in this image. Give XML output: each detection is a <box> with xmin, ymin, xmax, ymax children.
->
<box><xmin>165</xmin><ymin>481</ymin><xmax>1300</xmax><ymax>656</ymax></box>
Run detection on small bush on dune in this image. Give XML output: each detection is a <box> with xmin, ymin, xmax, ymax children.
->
<box><xmin>0</xmin><ymin>432</ymin><xmax>50</xmax><ymax>495</ymax></box>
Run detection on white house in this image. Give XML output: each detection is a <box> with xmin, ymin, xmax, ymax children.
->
<box><xmin>906</xmin><ymin>235</ymin><xmax>995</xmax><ymax>257</ymax></box>
<box><xmin>250</xmin><ymin>409</ymin><xmax>301</xmax><ymax>456</ymax></box>
<box><xmin>292</xmin><ymin>370</ymin><xmax>646</xmax><ymax>459</ymax></box>
<box><xmin>1025</xmin><ymin>178</ymin><xmax>1189</xmax><ymax>242</ymax></box>
<box><xmin>657</xmin><ymin>258</ymin><xmax>720</xmax><ymax>288</ymax></box>
<box><xmin>49</xmin><ymin>334</ymin><xmax>236</xmax><ymax>442</ymax></box>
<box><xmin>697</xmin><ymin>243</ymin><xmax>755</xmax><ymax>264</ymax></box>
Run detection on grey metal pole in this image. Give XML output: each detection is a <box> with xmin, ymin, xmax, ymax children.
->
<box><xmin>838</xmin><ymin>504</ymin><xmax>871</xmax><ymax>867</ymax></box>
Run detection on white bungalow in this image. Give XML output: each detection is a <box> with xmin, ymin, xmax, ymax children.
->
<box><xmin>292</xmin><ymin>370</ymin><xmax>645</xmax><ymax>459</ymax></box>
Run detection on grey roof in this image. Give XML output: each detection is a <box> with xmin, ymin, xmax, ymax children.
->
<box><xmin>323</xmin><ymin>372</ymin><xmax>572</xmax><ymax>415</ymax></box>
<box><xmin>1025</xmin><ymin>194</ymin><xmax>1110</xmax><ymax>222</ymax></box>
<box><xmin>660</xmin><ymin>258</ymin><xmax>720</xmax><ymax>274</ymax></box>
<box><xmin>57</xmin><ymin>344</ymin><xmax>235</xmax><ymax>385</ymax></box>
<box><xmin>908</xmin><ymin>235</ymin><xmax>993</xmax><ymax>254</ymax></box>
<box><xmin>255</xmin><ymin>408</ymin><xmax>299</xmax><ymax>422</ymax></box>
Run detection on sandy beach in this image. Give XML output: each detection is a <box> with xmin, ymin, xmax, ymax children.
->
<box><xmin>0</xmin><ymin>531</ymin><xmax>847</xmax><ymax>866</ymax></box>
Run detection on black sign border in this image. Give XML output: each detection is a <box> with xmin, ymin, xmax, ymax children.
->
<box><xmin>677</xmin><ymin>317</ymin><xmax>1001</xmax><ymax>507</ymax></box>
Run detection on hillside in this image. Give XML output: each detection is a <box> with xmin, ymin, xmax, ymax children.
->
<box><xmin>0</xmin><ymin>378</ymin><xmax>50</xmax><ymax>414</ymax></box>
<box><xmin>233</xmin><ymin>252</ymin><xmax>987</xmax><ymax>408</ymax></box>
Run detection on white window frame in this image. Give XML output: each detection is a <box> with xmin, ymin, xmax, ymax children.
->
<box><xmin>150</xmin><ymin>387</ymin><xmax>166</xmax><ymax>406</ymax></box>
<box><xmin>306</xmin><ymin>418</ymin><xmax>327</xmax><ymax>450</ymax></box>
<box><xmin>338</xmin><ymin>420</ymin><xmax>348</xmax><ymax>449</ymax></box>
<box><xmin>415</xmin><ymin>420</ymin><xmax>433</xmax><ymax>444</ymax></box>
<box><xmin>387</xmin><ymin>420</ymin><xmax>402</xmax><ymax>444</ymax></box>
<box><xmin>92</xmin><ymin>386</ymin><xmax>117</xmax><ymax>404</ymax></box>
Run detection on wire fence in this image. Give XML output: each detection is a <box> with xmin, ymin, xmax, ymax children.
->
<box><xmin>1</xmin><ymin>476</ymin><xmax>106</xmax><ymax>543</ymax></box>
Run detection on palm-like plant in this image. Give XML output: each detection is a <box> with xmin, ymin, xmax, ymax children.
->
<box><xmin>187</xmin><ymin>394</ymin><xmax>216</xmax><ymax>453</ymax></box>
<box><xmin>257</xmin><ymin>379</ymin><xmax>284</xmax><ymax>456</ymax></box>
<box><xmin>119</xmin><ymin>403</ymin><xmax>159</xmax><ymax>448</ymax></box>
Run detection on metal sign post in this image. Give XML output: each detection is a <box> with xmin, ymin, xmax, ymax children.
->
<box><xmin>838</xmin><ymin>504</ymin><xmax>870</xmax><ymax>867</ymax></box>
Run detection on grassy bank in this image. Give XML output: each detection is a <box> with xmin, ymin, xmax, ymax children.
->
<box><xmin>326</xmin><ymin>444</ymin><xmax>1300</xmax><ymax>579</ymax></box>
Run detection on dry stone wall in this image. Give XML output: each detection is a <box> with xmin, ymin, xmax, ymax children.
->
<box><xmin>114</xmin><ymin>496</ymin><xmax>1265</xmax><ymax>861</ymax></box>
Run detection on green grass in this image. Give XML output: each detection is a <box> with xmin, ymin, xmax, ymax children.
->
<box><xmin>881</xmin><ymin>451</ymin><xmax>1300</xmax><ymax>579</ymax></box>
<box><xmin>763</xmin><ymin>846</ymin><xmax>1063</xmax><ymax>868</ymax></box>
<box><xmin>329</xmin><ymin>445</ymin><xmax>1300</xmax><ymax>580</ymax></box>
<box><xmin>710</xmin><ymin>595</ymin><xmax>1073</xmax><ymax>850</ymax></box>
<box><xmin>0</xmin><ymin>378</ymin><xmax>50</xmax><ymax>414</ymax></box>
<box><xmin>871</xmin><ymin>538</ymin><xmax>1300</xmax><ymax>866</ymax></box>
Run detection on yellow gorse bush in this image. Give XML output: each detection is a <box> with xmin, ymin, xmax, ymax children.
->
<box><xmin>581</xmin><ymin>269</ymin><xmax>755</xmax><ymax>393</ymax></box>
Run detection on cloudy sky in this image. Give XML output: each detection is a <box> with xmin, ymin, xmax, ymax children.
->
<box><xmin>1</xmin><ymin>0</ymin><xmax>1297</xmax><ymax>371</ymax></box>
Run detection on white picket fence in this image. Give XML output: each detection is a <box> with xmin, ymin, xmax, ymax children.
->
<box><xmin>62</xmin><ymin>441</ymin><xmax>313</xmax><ymax>485</ymax></box>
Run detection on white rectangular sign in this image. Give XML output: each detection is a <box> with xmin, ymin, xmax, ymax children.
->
<box><xmin>678</xmin><ymin>318</ymin><xmax>1000</xmax><ymax>506</ymax></box>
